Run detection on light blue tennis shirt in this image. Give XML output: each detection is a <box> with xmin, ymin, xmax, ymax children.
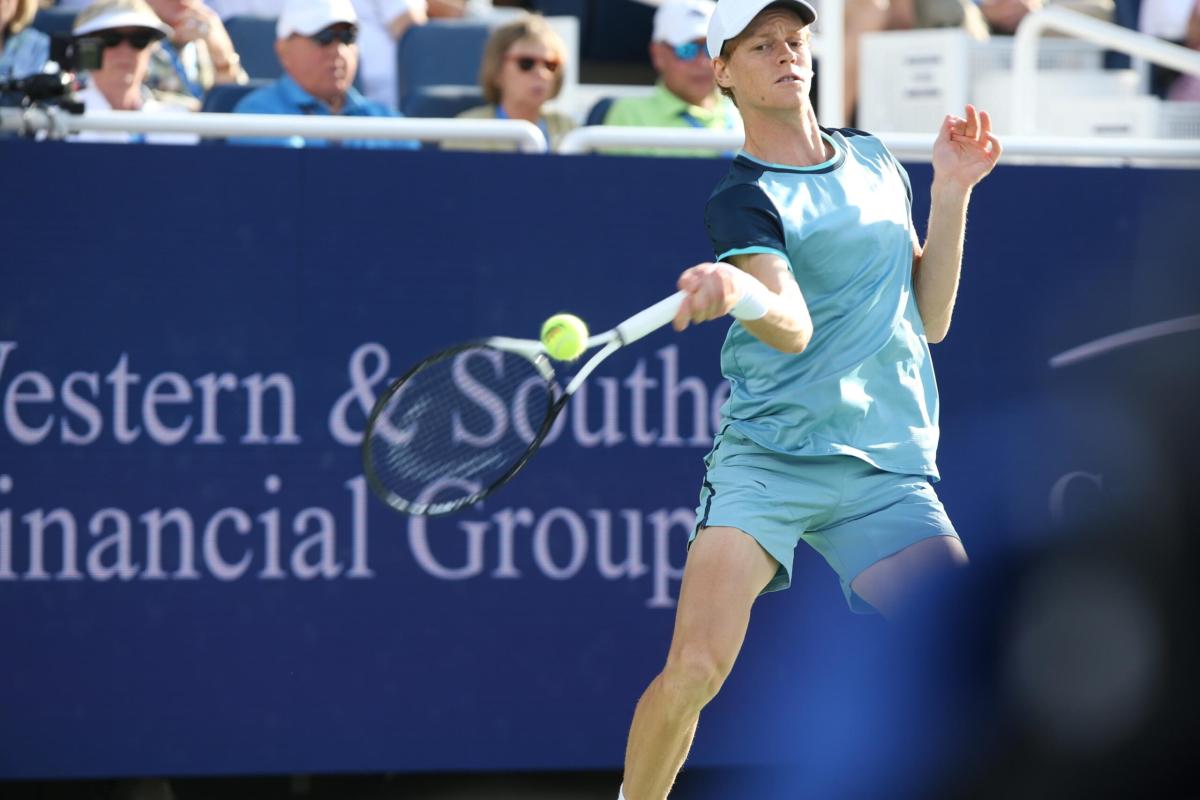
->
<box><xmin>705</xmin><ymin>127</ymin><xmax>940</xmax><ymax>479</ymax></box>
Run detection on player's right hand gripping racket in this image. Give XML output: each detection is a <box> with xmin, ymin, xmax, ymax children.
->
<box><xmin>361</xmin><ymin>291</ymin><xmax>687</xmax><ymax>517</ymax></box>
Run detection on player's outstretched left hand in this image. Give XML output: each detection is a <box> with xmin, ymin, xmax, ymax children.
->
<box><xmin>932</xmin><ymin>104</ymin><xmax>1002</xmax><ymax>193</ymax></box>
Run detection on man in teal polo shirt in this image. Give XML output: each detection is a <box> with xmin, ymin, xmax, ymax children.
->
<box><xmin>601</xmin><ymin>0</ymin><xmax>740</xmax><ymax>157</ymax></box>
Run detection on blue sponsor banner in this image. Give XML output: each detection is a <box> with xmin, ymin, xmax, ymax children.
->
<box><xmin>0</xmin><ymin>141</ymin><xmax>1196</xmax><ymax>779</ymax></box>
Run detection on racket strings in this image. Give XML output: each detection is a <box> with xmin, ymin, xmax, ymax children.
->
<box><xmin>365</xmin><ymin>346</ymin><xmax>555</xmax><ymax>512</ymax></box>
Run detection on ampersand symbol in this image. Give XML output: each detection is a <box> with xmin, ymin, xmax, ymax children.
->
<box><xmin>329</xmin><ymin>343</ymin><xmax>390</xmax><ymax>446</ymax></box>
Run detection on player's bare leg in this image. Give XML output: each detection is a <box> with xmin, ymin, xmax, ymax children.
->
<box><xmin>621</xmin><ymin>526</ymin><xmax>779</xmax><ymax>800</ymax></box>
<box><xmin>851</xmin><ymin>535</ymin><xmax>969</xmax><ymax>618</ymax></box>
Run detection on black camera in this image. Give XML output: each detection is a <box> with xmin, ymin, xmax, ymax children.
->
<box><xmin>0</xmin><ymin>33</ymin><xmax>104</xmax><ymax>107</ymax></box>
<box><xmin>50</xmin><ymin>32</ymin><xmax>105</xmax><ymax>74</ymax></box>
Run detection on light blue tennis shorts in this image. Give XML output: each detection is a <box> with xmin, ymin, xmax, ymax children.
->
<box><xmin>692</xmin><ymin>427</ymin><xmax>960</xmax><ymax>614</ymax></box>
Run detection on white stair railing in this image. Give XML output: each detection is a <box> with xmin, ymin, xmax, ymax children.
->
<box><xmin>1013</xmin><ymin>6</ymin><xmax>1200</xmax><ymax>135</ymax></box>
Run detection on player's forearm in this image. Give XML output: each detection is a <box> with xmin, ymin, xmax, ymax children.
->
<box><xmin>673</xmin><ymin>259</ymin><xmax>812</xmax><ymax>353</ymax></box>
<box><xmin>914</xmin><ymin>179</ymin><xmax>971</xmax><ymax>343</ymax></box>
<box><xmin>741</xmin><ymin>286</ymin><xmax>813</xmax><ymax>354</ymax></box>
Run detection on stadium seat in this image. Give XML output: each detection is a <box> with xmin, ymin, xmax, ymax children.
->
<box><xmin>200</xmin><ymin>80</ymin><xmax>271</xmax><ymax>113</ymax></box>
<box><xmin>224</xmin><ymin>16</ymin><xmax>282</xmax><ymax>80</ymax></box>
<box><xmin>584</xmin><ymin>96</ymin><xmax>615</xmax><ymax>126</ymax></box>
<box><xmin>532</xmin><ymin>0</ymin><xmax>589</xmax><ymax>57</ymax></box>
<box><xmin>31</xmin><ymin>9</ymin><xmax>76</xmax><ymax>37</ymax></box>
<box><xmin>587</xmin><ymin>0</ymin><xmax>654</xmax><ymax>62</ymax></box>
<box><xmin>396</xmin><ymin>20</ymin><xmax>491</xmax><ymax>117</ymax></box>
<box><xmin>404</xmin><ymin>86</ymin><xmax>485</xmax><ymax>119</ymax></box>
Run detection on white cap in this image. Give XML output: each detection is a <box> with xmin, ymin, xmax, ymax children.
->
<box><xmin>276</xmin><ymin>0</ymin><xmax>358</xmax><ymax>40</ymax></box>
<box><xmin>73</xmin><ymin>0</ymin><xmax>173</xmax><ymax>38</ymax></box>
<box><xmin>653</xmin><ymin>0</ymin><xmax>717</xmax><ymax>46</ymax></box>
<box><xmin>706</xmin><ymin>0</ymin><xmax>818</xmax><ymax>59</ymax></box>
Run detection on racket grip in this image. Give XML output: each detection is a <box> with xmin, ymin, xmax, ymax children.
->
<box><xmin>615</xmin><ymin>290</ymin><xmax>687</xmax><ymax>345</ymax></box>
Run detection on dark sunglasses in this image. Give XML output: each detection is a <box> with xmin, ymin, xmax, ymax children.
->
<box><xmin>309</xmin><ymin>26</ymin><xmax>358</xmax><ymax>46</ymax></box>
<box><xmin>97</xmin><ymin>31</ymin><xmax>158</xmax><ymax>51</ymax></box>
<box><xmin>671</xmin><ymin>42</ymin><xmax>708</xmax><ymax>61</ymax></box>
<box><xmin>508</xmin><ymin>54</ymin><xmax>561</xmax><ymax>74</ymax></box>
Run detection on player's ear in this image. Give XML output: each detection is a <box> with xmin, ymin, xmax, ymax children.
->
<box><xmin>713</xmin><ymin>54</ymin><xmax>733</xmax><ymax>92</ymax></box>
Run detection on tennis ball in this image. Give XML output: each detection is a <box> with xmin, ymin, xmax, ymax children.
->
<box><xmin>541</xmin><ymin>313</ymin><xmax>589</xmax><ymax>361</ymax></box>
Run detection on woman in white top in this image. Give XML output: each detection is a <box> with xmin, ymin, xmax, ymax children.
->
<box><xmin>72</xmin><ymin>0</ymin><xmax>197</xmax><ymax>144</ymax></box>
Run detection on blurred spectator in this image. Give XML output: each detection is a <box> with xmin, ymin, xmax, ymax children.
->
<box><xmin>442</xmin><ymin>13</ymin><xmax>574</xmax><ymax>152</ymax></box>
<box><xmin>895</xmin><ymin>0</ymin><xmax>1114</xmax><ymax>39</ymax></box>
<box><xmin>600</xmin><ymin>0</ymin><xmax>740</xmax><ymax>157</ymax></box>
<box><xmin>1</xmin><ymin>0</ymin><xmax>50</xmax><ymax>81</ymax></box>
<box><xmin>71</xmin><ymin>0</ymin><xmax>198</xmax><ymax>142</ymax></box>
<box><xmin>424</xmin><ymin>0</ymin><xmax>483</xmax><ymax>18</ymax></box>
<box><xmin>142</xmin><ymin>0</ymin><xmax>248</xmax><ymax>108</ymax></box>
<box><xmin>356</xmin><ymin>1</ymin><xmax>512</xmax><ymax>110</ymax></box>
<box><xmin>230</xmin><ymin>0</ymin><xmax>418</xmax><ymax>148</ymax></box>
<box><xmin>206</xmin><ymin>0</ymin><xmax>281</xmax><ymax>18</ymax></box>
<box><xmin>1172</xmin><ymin>0</ymin><xmax>1200</xmax><ymax>99</ymax></box>
<box><xmin>976</xmin><ymin>0</ymin><xmax>1113</xmax><ymax>34</ymax></box>
<box><xmin>356</xmin><ymin>0</ymin><xmax>427</xmax><ymax>109</ymax></box>
<box><xmin>900</xmin><ymin>0</ymin><xmax>989</xmax><ymax>38</ymax></box>
<box><xmin>1141</xmin><ymin>0</ymin><xmax>1200</xmax><ymax>97</ymax></box>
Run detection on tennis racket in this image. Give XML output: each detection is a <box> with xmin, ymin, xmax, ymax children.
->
<box><xmin>362</xmin><ymin>290</ymin><xmax>687</xmax><ymax>516</ymax></box>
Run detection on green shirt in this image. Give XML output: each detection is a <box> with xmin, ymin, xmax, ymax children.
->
<box><xmin>601</xmin><ymin>82</ymin><xmax>741</xmax><ymax>158</ymax></box>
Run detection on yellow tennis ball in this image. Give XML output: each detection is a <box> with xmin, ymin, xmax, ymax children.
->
<box><xmin>540</xmin><ymin>313</ymin><xmax>589</xmax><ymax>361</ymax></box>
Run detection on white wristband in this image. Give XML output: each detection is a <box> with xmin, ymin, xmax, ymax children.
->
<box><xmin>719</xmin><ymin>262</ymin><xmax>772</xmax><ymax>321</ymax></box>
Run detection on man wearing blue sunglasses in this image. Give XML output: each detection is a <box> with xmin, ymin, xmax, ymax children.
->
<box><xmin>601</xmin><ymin>0</ymin><xmax>741</xmax><ymax>157</ymax></box>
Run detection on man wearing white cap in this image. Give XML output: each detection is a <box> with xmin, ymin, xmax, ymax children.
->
<box><xmin>70</xmin><ymin>0</ymin><xmax>198</xmax><ymax>143</ymax></box>
<box><xmin>601</xmin><ymin>0</ymin><xmax>740</xmax><ymax>157</ymax></box>
<box><xmin>618</xmin><ymin>2</ymin><xmax>1001</xmax><ymax>797</ymax></box>
<box><xmin>230</xmin><ymin>0</ymin><xmax>417</xmax><ymax>148</ymax></box>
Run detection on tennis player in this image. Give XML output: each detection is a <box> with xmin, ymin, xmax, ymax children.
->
<box><xmin>618</xmin><ymin>1</ymin><xmax>1001</xmax><ymax>797</ymax></box>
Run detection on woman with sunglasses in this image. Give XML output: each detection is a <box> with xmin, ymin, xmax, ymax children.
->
<box><xmin>443</xmin><ymin>14</ymin><xmax>575</xmax><ymax>153</ymax></box>
<box><xmin>70</xmin><ymin>0</ymin><xmax>198</xmax><ymax>143</ymax></box>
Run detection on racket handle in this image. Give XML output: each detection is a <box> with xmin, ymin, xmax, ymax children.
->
<box><xmin>615</xmin><ymin>290</ymin><xmax>686</xmax><ymax>345</ymax></box>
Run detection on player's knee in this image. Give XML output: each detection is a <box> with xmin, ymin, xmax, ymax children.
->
<box><xmin>659</xmin><ymin>646</ymin><xmax>733</xmax><ymax>713</ymax></box>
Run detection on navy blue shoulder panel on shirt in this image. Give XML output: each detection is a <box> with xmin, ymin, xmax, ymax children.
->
<box><xmin>705</xmin><ymin>176</ymin><xmax>787</xmax><ymax>260</ymax></box>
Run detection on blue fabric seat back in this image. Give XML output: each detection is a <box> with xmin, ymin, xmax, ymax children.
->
<box><xmin>31</xmin><ymin>9</ymin><xmax>77</xmax><ymax>37</ymax></box>
<box><xmin>396</xmin><ymin>20</ymin><xmax>491</xmax><ymax>116</ymax></box>
<box><xmin>531</xmin><ymin>0</ymin><xmax>588</xmax><ymax>56</ymax></box>
<box><xmin>585</xmin><ymin>96</ymin><xmax>615</xmax><ymax>126</ymax></box>
<box><xmin>224</xmin><ymin>16</ymin><xmax>282</xmax><ymax>80</ymax></box>
<box><xmin>200</xmin><ymin>80</ymin><xmax>270</xmax><ymax>113</ymax></box>
<box><xmin>587</xmin><ymin>0</ymin><xmax>654</xmax><ymax>62</ymax></box>
<box><xmin>404</xmin><ymin>86</ymin><xmax>485</xmax><ymax>119</ymax></box>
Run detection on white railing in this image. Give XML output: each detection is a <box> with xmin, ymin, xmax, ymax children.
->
<box><xmin>557</xmin><ymin>126</ymin><xmax>743</xmax><ymax>155</ymax></box>
<box><xmin>4</xmin><ymin>107</ymin><xmax>1200</xmax><ymax>165</ymax></box>
<box><xmin>0</xmin><ymin>108</ymin><xmax>549</xmax><ymax>152</ymax></box>
<box><xmin>1013</xmin><ymin>6</ymin><xmax>1200</xmax><ymax>134</ymax></box>
<box><xmin>558</xmin><ymin>127</ymin><xmax>1200</xmax><ymax>164</ymax></box>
